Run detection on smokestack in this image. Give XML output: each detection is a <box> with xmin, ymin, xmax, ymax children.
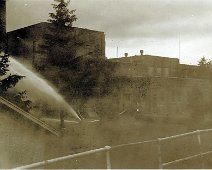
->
<box><xmin>124</xmin><ymin>53</ymin><xmax>128</xmax><ymax>57</ymax></box>
<box><xmin>0</xmin><ymin>0</ymin><xmax>6</xmax><ymax>53</ymax></box>
<box><xmin>140</xmin><ymin>50</ymin><xmax>144</xmax><ymax>55</ymax></box>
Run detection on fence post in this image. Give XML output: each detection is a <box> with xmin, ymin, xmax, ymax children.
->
<box><xmin>157</xmin><ymin>138</ymin><xmax>163</xmax><ymax>169</ymax></box>
<box><xmin>105</xmin><ymin>146</ymin><xmax>111</xmax><ymax>169</ymax></box>
<box><xmin>197</xmin><ymin>130</ymin><xmax>204</xmax><ymax>169</ymax></box>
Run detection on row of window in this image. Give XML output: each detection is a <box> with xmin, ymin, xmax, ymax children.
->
<box><xmin>148</xmin><ymin>67</ymin><xmax>171</xmax><ymax>77</ymax></box>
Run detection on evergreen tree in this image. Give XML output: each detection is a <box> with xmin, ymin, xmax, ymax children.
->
<box><xmin>40</xmin><ymin>0</ymin><xmax>78</xmax><ymax>68</ymax></box>
<box><xmin>49</xmin><ymin>0</ymin><xmax>77</xmax><ymax>28</ymax></box>
<box><xmin>0</xmin><ymin>52</ymin><xmax>24</xmax><ymax>94</ymax></box>
<box><xmin>198</xmin><ymin>56</ymin><xmax>211</xmax><ymax>68</ymax></box>
<box><xmin>39</xmin><ymin>0</ymin><xmax>117</xmax><ymax>100</ymax></box>
<box><xmin>0</xmin><ymin>52</ymin><xmax>32</xmax><ymax>111</ymax></box>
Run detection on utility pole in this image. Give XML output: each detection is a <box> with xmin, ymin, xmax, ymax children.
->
<box><xmin>179</xmin><ymin>33</ymin><xmax>181</xmax><ymax>63</ymax></box>
<box><xmin>117</xmin><ymin>46</ymin><xmax>118</xmax><ymax>58</ymax></box>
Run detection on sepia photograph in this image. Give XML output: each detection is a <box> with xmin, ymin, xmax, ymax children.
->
<box><xmin>1</xmin><ymin>0</ymin><xmax>212</xmax><ymax>169</ymax></box>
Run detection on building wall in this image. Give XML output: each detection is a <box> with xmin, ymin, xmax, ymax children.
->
<box><xmin>111</xmin><ymin>55</ymin><xmax>180</xmax><ymax>78</ymax></box>
<box><xmin>107</xmin><ymin>55</ymin><xmax>212</xmax><ymax>120</ymax></box>
<box><xmin>111</xmin><ymin>55</ymin><xmax>212</xmax><ymax>79</ymax></box>
<box><xmin>7</xmin><ymin>22</ymin><xmax>105</xmax><ymax>59</ymax></box>
<box><xmin>146</xmin><ymin>77</ymin><xmax>211</xmax><ymax>118</ymax></box>
<box><xmin>106</xmin><ymin>76</ymin><xmax>212</xmax><ymax>120</ymax></box>
<box><xmin>0</xmin><ymin>0</ymin><xmax>6</xmax><ymax>52</ymax></box>
<box><xmin>72</xmin><ymin>27</ymin><xmax>105</xmax><ymax>58</ymax></box>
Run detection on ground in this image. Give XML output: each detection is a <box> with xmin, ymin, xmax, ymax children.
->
<box><xmin>3</xmin><ymin>105</ymin><xmax>212</xmax><ymax>169</ymax></box>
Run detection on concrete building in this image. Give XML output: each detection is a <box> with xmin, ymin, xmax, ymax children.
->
<box><xmin>107</xmin><ymin>52</ymin><xmax>212</xmax><ymax>121</ymax></box>
<box><xmin>111</xmin><ymin>53</ymin><xmax>212</xmax><ymax>79</ymax></box>
<box><xmin>110</xmin><ymin>54</ymin><xmax>179</xmax><ymax>77</ymax></box>
<box><xmin>7</xmin><ymin>22</ymin><xmax>106</xmax><ymax>61</ymax></box>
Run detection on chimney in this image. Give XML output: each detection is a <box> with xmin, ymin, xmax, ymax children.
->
<box><xmin>140</xmin><ymin>50</ymin><xmax>144</xmax><ymax>55</ymax></box>
<box><xmin>124</xmin><ymin>53</ymin><xmax>128</xmax><ymax>57</ymax></box>
<box><xmin>0</xmin><ymin>0</ymin><xmax>6</xmax><ymax>53</ymax></box>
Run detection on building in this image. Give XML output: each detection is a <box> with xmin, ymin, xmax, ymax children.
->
<box><xmin>106</xmin><ymin>52</ymin><xmax>212</xmax><ymax>121</ymax></box>
<box><xmin>7</xmin><ymin>22</ymin><xmax>106</xmax><ymax>61</ymax></box>
<box><xmin>110</xmin><ymin>54</ymin><xmax>179</xmax><ymax>77</ymax></box>
<box><xmin>0</xmin><ymin>0</ymin><xmax>6</xmax><ymax>52</ymax></box>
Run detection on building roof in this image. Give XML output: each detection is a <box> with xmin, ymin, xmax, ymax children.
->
<box><xmin>7</xmin><ymin>22</ymin><xmax>104</xmax><ymax>34</ymax></box>
<box><xmin>109</xmin><ymin>54</ymin><xmax>180</xmax><ymax>64</ymax></box>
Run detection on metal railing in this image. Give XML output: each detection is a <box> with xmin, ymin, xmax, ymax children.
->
<box><xmin>159</xmin><ymin>129</ymin><xmax>212</xmax><ymax>169</ymax></box>
<box><xmin>14</xmin><ymin>146</ymin><xmax>112</xmax><ymax>169</ymax></box>
<box><xmin>0</xmin><ymin>96</ymin><xmax>60</xmax><ymax>136</ymax></box>
<box><xmin>14</xmin><ymin>128</ymin><xmax>212</xmax><ymax>169</ymax></box>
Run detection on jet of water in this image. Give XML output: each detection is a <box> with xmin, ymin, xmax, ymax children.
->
<box><xmin>8</xmin><ymin>57</ymin><xmax>81</xmax><ymax>121</ymax></box>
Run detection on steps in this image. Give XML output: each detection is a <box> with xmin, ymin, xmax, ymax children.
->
<box><xmin>0</xmin><ymin>96</ymin><xmax>60</xmax><ymax>136</ymax></box>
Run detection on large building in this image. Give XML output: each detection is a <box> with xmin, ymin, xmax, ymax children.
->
<box><xmin>7</xmin><ymin>22</ymin><xmax>106</xmax><ymax>61</ymax></box>
<box><xmin>110</xmin><ymin>54</ymin><xmax>179</xmax><ymax>78</ymax></box>
<box><xmin>105</xmin><ymin>52</ymin><xmax>212</xmax><ymax>121</ymax></box>
<box><xmin>0</xmin><ymin>0</ymin><xmax>105</xmax><ymax>58</ymax></box>
<box><xmin>110</xmin><ymin>52</ymin><xmax>212</xmax><ymax>79</ymax></box>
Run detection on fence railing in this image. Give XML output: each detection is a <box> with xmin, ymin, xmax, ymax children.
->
<box><xmin>159</xmin><ymin>129</ymin><xmax>212</xmax><ymax>169</ymax></box>
<box><xmin>14</xmin><ymin>128</ymin><xmax>212</xmax><ymax>169</ymax></box>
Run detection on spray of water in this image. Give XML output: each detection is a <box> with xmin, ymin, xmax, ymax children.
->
<box><xmin>8</xmin><ymin>57</ymin><xmax>81</xmax><ymax>121</ymax></box>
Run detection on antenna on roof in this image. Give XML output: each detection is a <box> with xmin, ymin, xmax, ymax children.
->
<box><xmin>179</xmin><ymin>33</ymin><xmax>181</xmax><ymax>63</ymax></box>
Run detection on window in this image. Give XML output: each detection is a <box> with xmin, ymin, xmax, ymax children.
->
<box><xmin>156</xmin><ymin>68</ymin><xmax>162</xmax><ymax>76</ymax></box>
<box><xmin>148</xmin><ymin>67</ymin><xmax>154</xmax><ymax>76</ymax></box>
<box><xmin>164</xmin><ymin>68</ymin><xmax>169</xmax><ymax>77</ymax></box>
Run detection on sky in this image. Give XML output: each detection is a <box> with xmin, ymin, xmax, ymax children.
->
<box><xmin>6</xmin><ymin>0</ymin><xmax>212</xmax><ymax>65</ymax></box>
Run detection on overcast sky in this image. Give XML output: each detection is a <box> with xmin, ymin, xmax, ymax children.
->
<box><xmin>6</xmin><ymin>0</ymin><xmax>212</xmax><ymax>65</ymax></box>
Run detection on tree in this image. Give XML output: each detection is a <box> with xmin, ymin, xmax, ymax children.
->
<box><xmin>198</xmin><ymin>56</ymin><xmax>211</xmax><ymax>68</ymax></box>
<box><xmin>39</xmin><ymin>0</ymin><xmax>117</xmax><ymax>97</ymax></box>
<box><xmin>0</xmin><ymin>52</ymin><xmax>32</xmax><ymax>111</ymax></box>
<box><xmin>0</xmin><ymin>52</ymin><xmax>24</xmax><ymax>94</ymax></box>
<box><xmin>38</xmin><ymin>0</ymin><xmax>118</xmax><ymax>116</ymax></box>
<box><xmin>67</xmin><ymin>57</ymin><xmax>116</xmax><ymax>97</ymax></box>
<box><xmin>48</xmin><ymin>0</ymin><xmax>77</xmax><ymax>28</ymax></box>
<box><xmin>40</xmin><ymin>0</ymin><xmax>78</xmax><ymax>68</ymax></box>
